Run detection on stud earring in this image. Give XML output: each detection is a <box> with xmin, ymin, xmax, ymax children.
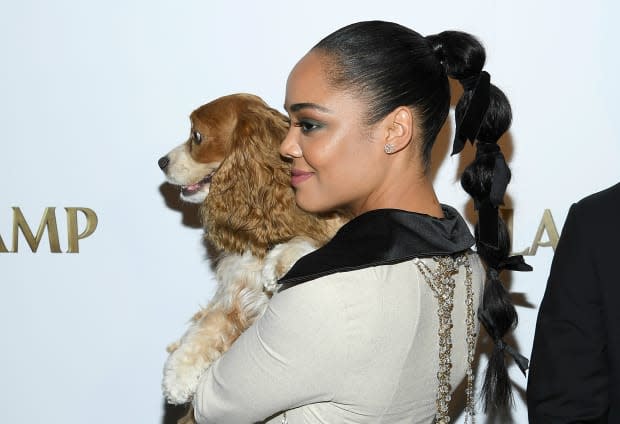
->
<box><xmin>384</xmin><ymin>143</ymin><xmax>395</xmax><ymax>154</ymax></box>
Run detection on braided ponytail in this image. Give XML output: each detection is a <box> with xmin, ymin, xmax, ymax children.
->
<box><xmin>427</xmin><ymin>31</ymin><xmax>532</xmax><ymax>413</ymax></box>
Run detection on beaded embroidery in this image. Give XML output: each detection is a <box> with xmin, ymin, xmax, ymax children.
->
<box><xmin>414</xmin><ymin>253</ymin><xmax>476</xmax><ymax>424</ymax></box>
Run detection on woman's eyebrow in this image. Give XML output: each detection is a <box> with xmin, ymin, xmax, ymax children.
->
<box><xmin>285</xmin><ymin>102</ymin><xmax>333</xmax><ymax>113</ymax></box>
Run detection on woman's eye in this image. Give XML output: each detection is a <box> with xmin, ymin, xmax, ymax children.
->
<box><xmin>192</xmin><ymin>131</ymin><xmax>202</xmax><ymax>144</ymax></box>
<box><xmin>294</xmin><ymin>120</ymin><xmax>320</xmax><ymax>133</ymax></box>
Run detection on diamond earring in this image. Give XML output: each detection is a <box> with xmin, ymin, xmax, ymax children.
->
<box><xmin>384</xmin><ymin>143</ymin><xmax>395</xmax><ymax>154</ymax></box>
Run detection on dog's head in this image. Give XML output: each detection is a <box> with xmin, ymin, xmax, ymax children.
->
<box><xmin>158</xmin><ymin>94</ymin><xmax>265</xmax><ymax>204</ymax></box>
<box><xmin>159</xmin><ymin>93</ymin><xmax>339</xmax><ymax>258</ymax></box>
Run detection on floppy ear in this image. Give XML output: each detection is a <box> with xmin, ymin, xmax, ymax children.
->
<box><xmin>202</xmin><ymin>102</ymin><xmax>335</xmax><ymax>258</ymax></box>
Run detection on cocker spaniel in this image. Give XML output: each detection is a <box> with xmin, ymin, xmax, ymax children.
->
<box><xmin>158</xmin><ymin>93</ymin><xmax>342</xmax><ymax>408</ymax></box>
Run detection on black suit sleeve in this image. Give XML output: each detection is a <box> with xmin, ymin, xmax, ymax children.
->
<box><xmin>527</xmin><ymin>203</ymin><xmax>609</xmax><ymax>424</ymax></box>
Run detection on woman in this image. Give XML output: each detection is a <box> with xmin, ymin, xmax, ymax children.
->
<box><xmin>193</xmin><ymin>21</ymin><xmax>529</xmax><ymax>423</ymax></box>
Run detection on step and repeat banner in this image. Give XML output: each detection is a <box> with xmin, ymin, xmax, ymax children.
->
<box><xmin>2</xmin><ymin>1</ymin><xmax>619</xmax><ymax>423</ymax></box>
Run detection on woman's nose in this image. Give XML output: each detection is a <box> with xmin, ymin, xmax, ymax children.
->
<box><xmin>280</xmin><ymin>128</ymin><xmax>302</xmax><ymax>158</ymax></box>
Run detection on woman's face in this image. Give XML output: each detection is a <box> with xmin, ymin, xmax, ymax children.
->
<box><xmin>281</xmin><ymin>51</ymin><xmax>389</xmax><ymax>215</ymax></box>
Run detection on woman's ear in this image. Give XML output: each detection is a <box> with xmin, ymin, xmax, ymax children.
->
<box><xmin>383</xmin><ymin>106</ymin><xmax>415</xmax><ymax>154</ymax></box>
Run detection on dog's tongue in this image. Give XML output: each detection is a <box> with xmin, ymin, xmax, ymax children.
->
<box><xmin>181</xmin><ymin>173</ymin><xmax>214</xmax><ymax>195</ymax></box>
<box><xmin>182</xmin><ymin>183</ymin><xmax>201</xmax><ymax>194</ymax></box>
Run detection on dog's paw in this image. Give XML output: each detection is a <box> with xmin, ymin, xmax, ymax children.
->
<box><xmin>162</xmin><ymin>345</ymin><xmax>211</xmax><ymax>404</ymax></box>
<box><xmin>166</xmin><ymin>341</ymin><xmax>180</xmax><ymax>354</ymax></box>
<box><xmin>262</xmin><ymin>237</ymin><xmax>317</xmax><ymax>292</ymax></box>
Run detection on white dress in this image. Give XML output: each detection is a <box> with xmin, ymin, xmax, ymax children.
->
<box><xmin>194</xmin><ymin>255</ymin><xmax>484</xmax><ymax>424</ymax></box>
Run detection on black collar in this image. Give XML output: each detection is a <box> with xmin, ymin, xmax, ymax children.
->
<box><xmin>279</xmin><ymin>205</ymin><xmax>475</xmax><ymax>289</ymax></box>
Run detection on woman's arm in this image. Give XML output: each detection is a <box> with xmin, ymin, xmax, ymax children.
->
<box><xmin>193</xmin><ymin>279</ymin><xmax>349</xmax><ymax>424</ymax></box>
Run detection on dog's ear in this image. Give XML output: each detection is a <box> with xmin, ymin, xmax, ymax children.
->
<box><xmin>202</xmin><ymin>102</ymin><xmax>334</xmax><ymax>258</ymax></box>
<box><xmin>202</xmin><ymin>104</ymin><xmax>292</xmax><ymax>257</ymax></box>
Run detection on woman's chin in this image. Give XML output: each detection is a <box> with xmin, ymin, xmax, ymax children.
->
<box><xmin>294</xmin><ymin>195</ymin><xmax>331</xmax><ymax>215</ymax></box>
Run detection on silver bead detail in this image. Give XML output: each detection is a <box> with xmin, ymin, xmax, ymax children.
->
<box><xmin>414</xmin><ymin>253</ymin><xmax>476</xmax><ymax>424</ymax></box>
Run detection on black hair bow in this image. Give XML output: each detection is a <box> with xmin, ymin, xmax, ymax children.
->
<box><xmin>476</xmin><ymin>143</ymin><xmax>510</xmax><ymax>207</ymax></box>
<box><xmin>474</xmin><ymin>142</ymin><xmax>511</xmax><ymax>249</ymax></box>
<box><xmin>452</xmin><ymin>71</ymin><xmax>491</xmax><ymax>155</ymax></box>
<box><xmin>497</xmin><ymin>255</ymin><xmax>533</xmax><ymax>272</ymax></box>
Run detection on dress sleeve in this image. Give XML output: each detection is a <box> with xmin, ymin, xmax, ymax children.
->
<box><xmin>193</xmin><ymin>280</ymin><xmax>349</xmax><ymax>424</ymax></box>
<box><xmin>527</xmin><ymin>203</ymin><xmax>609</xmax><ymax>423</ymax></box>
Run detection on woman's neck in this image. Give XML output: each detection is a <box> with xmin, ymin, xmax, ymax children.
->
<box><xmin>349</xmin><ymin>171</ymin><xmax>444</xmax><ymax>218</ymax></box>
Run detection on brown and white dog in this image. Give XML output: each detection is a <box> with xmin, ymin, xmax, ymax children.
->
<box><xmin>158</xmin><ymin>94</ymin><xmax>342</xmax><ymax>406</ymax></box>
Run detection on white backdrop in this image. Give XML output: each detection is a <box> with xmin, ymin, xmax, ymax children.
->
<box><xmin>1</xmin><ymin>1</ymin><xmax>619</xmax><ymax>423</ymax></box>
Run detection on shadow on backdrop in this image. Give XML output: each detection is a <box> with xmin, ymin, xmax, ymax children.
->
<box><xmin>162</xmin><ymin>402</ymin><xmax>193</xmax><ymax>424</ymax></box>
<box><xmin>159</xmin><ymin>182</ymin><xmax>203</xmax><ymax>229</ymax></box>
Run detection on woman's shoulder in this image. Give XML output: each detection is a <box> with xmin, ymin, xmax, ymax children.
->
<box><xmin>271</xmin><ymin>271</ymin><xmax>356</xmax><ymax>319</ymax></box>
<box><xmin>275</xmin><ymin>267</ymin><xmax>378</xmax><ymax>303</ymax></box>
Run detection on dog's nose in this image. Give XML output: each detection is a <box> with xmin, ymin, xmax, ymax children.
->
<box><xmin>158</xmin><ymin>156</ymin><xmax>169</xmax><ymax>170</ymax></box>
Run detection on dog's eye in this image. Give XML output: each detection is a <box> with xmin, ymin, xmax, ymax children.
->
<box><xmin>192</xmin><ymin>131</ymin><xmax>202</xmax><ymax>144</ymax></box>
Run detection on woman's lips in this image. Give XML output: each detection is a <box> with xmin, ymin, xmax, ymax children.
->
<box><xmin>291</xmin><ymin>169</ymin><xmax>314</xmax><ymax>187</ymax></box>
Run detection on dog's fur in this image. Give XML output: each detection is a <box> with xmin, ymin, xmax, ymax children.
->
<box><xmin>158</xmin><ymin>94</ymin><xmax>342</xmax><ymax>407</ymax></box>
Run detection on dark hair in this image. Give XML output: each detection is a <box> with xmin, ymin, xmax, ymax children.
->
<box><xmin>314</xmin><ymin>21</ymin><xmax>449</xmax><ymax>170</ymax></box>
<box><xmin>313</xmin><ymin>21</ymin><xmax>524</xmax><ymax>413</ymax></box>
